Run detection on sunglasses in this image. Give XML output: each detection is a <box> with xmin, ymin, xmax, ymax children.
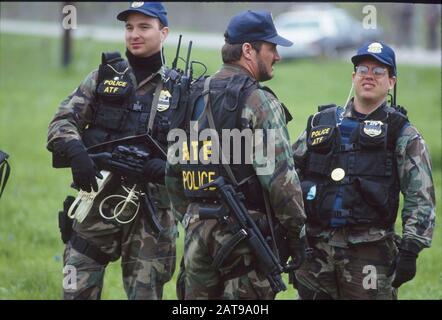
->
<box><xmin>355</xmin><ymin>65</ymin><xmax>389</xmax><ymax>78</ymax></box>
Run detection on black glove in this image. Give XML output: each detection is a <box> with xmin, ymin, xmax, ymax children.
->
<box><xmin>65</xmin><ymin>140</ymin><xmax>102</xmax><ymax>192</ymax></box>
<box><xmin>391</xmin><ymin>249</ymin><xmax>418</xmax><ymax>288</ymax></box>
<box><xmin>143</xmin><ymin>158</ymin><xmax>166</xmax><ymax>184</ymax></box>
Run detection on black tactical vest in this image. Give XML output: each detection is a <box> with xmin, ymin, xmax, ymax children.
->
<box><xmin>81</xmin><ymin>52</ymin><xmax>172</xmax><ymax>156</ymax></box>
<box><xmin>177</xmin><ymin>73</ymin><xmax>269</xmax><ymax>210</ymax></box>
<box><xmin>300</xmin><ymin>104</ymin><xmax>409</xmax><ymax>229</ymax></box>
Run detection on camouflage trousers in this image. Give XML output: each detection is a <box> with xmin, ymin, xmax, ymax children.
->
<box><xmin>63</xmin><ymin>189</ymin><xmax>177</xmax><ymax>300</ymax></box>
<box><xmin>294</xmin><ymin>236</ymin><xmax>398</xmax><ymax>300</ymax></box>
<box><xmin>181</xmin><ymin>208</ymin><xmax>275</xmax><ymax>300</ymax></box>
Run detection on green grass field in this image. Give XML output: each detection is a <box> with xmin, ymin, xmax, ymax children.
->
<box><xmin>0</xmin><ymin>33</ymin><xmax>440</xmax><ymax>299</ymax></box>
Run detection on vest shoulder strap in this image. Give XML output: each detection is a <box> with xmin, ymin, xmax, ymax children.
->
<box><xmin>384</xmin><ymin>106</ymin><xmax>410</xmax><ymax>150</ymax></box>
<box><xmin>222</xmin><ymin>74</ymin><xmax>258</xmax><ymax>112</ymax></box>
<box><xmin>318</xmin><ymin>103</ymin><xmax>337</xmax><ymax>112</ymax></box>
<box><xmin>312</xmin><ymin>104</ymin><xmax>341</xmax><ymax>127</ymax></box>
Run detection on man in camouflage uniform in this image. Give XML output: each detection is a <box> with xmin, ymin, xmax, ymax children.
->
<box><xmin>47</xmin><ymin>2</ymin><xmax>177</xmax><ymax>299</ymax></box>
<box><xmin>292</xmin><ymin>42</ymin><xmax>436</xmax><ymax>299</ymax></box>
<box><xmin>165</xmin><ymin>10</ymin><xmax>306</xmax><ymax>299</ymax></box>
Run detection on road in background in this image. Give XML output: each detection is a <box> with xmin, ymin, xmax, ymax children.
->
<box><xmin>1</xmin><ymin>19</ymin><xmax>440</xmax><ymax>66</ymax></box>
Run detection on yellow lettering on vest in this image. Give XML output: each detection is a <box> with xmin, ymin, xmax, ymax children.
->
<box><xmin>103</xmin><ymin>80</ymin><xmax>127</xmax><ymax>87</ymax></box>
<box><xmin>312</xmin><ymin>136</ymin><xmax>324</xmax><ymax>145</ymax></box>
<box><xmin>182</xmin><ymin>171</ymin><xmax>196</xmax><ymax>191</ymax></box>
<box><xmin>103</xmin><ymin>86</ymin><xmax>119</xmax><ymax>94</ymax></box>
<box><xmin>311</xmin><ymin>128</ymin><xmax>330</xmax><ymax>138</ymax></box>
<box><xmin>182</xmin><ymin>142</ymin><xmax>190</xmax><ymax>161</ymax></box>
<box><xmin>202</xmin><ymin>140</ymin><xmax>212</xmax><ymax>161</ymax></box>
<box><xmin>208</xmin><ymin>171</ymin><xmax>216</xmax><ymax>191</ymax></box>
<box><xmin>191</xmin><ymin>141</ymin><xmax>199</xmax><ymax>161</ymax></box>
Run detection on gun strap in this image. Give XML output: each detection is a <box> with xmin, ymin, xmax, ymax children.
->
<box><xmin>70</xmin><ymin>233</ymin><xmax>113</xmax><ymax>266</ymax></box>
<box><xmin>147</xmin><ymin>80</ymin><xmax>164</xmax><ymax>135</ymax></box>
<box><xmin>212</xmin><ymin>229</ymin><xmax>248</xmax><ymax>269</ymax></box>
<box><xmin>0</xmin><ymin>152</ymin><xmax>10</xmax><ymax>200</ymax></box>
<box><xmin>263</xmin><ymin>190</ymin><xmax>280</xmax><ymax>261</ymax></box>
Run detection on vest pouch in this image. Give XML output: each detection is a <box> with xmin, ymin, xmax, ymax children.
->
<box><xmin>306</xmin><ymin>152</ymin><xmax>332</xmax><ymax>176</ymax></box>
<box><xmin>94</xmin><ymin>105</ymin><xmax>128</xmax><ymax>131</ymax></box>
<box><xmin>355</xmin><ymin>178</ymin><xmax>389</xmax><ymax>208</ymax></box>
<box><xmin>96</xmin><ymin>79</ymin><xmax>131</xmax><ymax>103</ymax></box>
<box><xmin>359</xmin><ymin>121</ymin><xmax>387</xmax><ymax>149</ymax></box>
<box><xmin>352</xmin><ymin>178</ymin><xmax>392</xmax><ymax>225</ymax></box>
<box><xmin>307</xmin><ymin>125</ymin><xmax>335</xmax><ymax>154</ymax></box>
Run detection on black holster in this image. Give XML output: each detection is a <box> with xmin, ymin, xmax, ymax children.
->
<box><xmin>58</xmin><ymin>196</ymin><xmax>76</xmax><ymax>244</ymax></box>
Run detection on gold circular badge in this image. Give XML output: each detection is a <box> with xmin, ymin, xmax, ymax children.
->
<box><xmin>331</xmin><ymin>168</ymin><xmax>345</xmax><ymax>182</ymax></box>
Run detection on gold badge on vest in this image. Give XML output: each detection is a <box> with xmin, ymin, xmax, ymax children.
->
<box><xmin>157</xmin><ymin>89</ymin><xmax>171</xmax><ymax>112</ymax></box>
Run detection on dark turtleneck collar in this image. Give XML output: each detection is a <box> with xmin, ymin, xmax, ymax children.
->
<box><xmin>125</xmin><ymin>49</ymin><xmax>162</xmax><ymax>84</ymax></box>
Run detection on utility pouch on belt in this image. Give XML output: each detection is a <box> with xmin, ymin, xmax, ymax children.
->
<box><xmin>58</xmin><ymin>195</ymin><xmax>76</xmax><ymax>244</ymax></box>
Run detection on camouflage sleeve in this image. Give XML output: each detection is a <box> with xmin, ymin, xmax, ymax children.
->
<box><xmin>292</xmin><ymin>130</ymin><xmax>308</xmax><ymax>177</ymax></box>
<box><xmin>396</xmin><ymin>125</ymin><xmax>436</xmax><ymax>249</ymax></box>
<box><xmin>165</xmin><ymin>160</ymin><xmax>189</xmax><ymax>222</ymax></box>
<box><xmin>242</xmin><ymin>89</ymin><xmax>306</xmax><ymax>241</ymax></box>
<box><xmin>47</xmin><ymin>69</ymin><xmax>98</xmax><ymax>154</ymax></box>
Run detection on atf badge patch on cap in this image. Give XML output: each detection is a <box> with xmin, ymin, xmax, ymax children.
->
<box><xmin>367</xmin><ymin>42</ymin><xmax>383</xmax><ymax>54</ymax></box>
<box><xmin>157</xmin><ymin>89</ymin><xmax>171</xmax><ymax>112</ymax></box>
<box><xmin>131</xmin><ymin>2</ymin><xmax>144</xmax><ymax>8</ymax></box>
<box><xmin>363</xmin><ymin>120</ymin><xmax>383</xmax><ymax>137</ymax></box>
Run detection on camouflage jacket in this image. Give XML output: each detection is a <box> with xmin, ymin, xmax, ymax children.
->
<box><xmin>292</xmin><ymin>100</ymin><xmax>436</xmax><ymax>251</ymax></box>
<box><xmin>166</xmin><ymin>63</ymin><xmax>306</xmax><ymax>242</ymax></box>
<box><xmin>47</xmin><ymin>59</ymin><xmax>171</xmax><ymax>208</ymax></box>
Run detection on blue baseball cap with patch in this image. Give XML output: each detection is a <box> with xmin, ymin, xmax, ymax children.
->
<box><xmin>351</xmin><ymin>41</ymin><xmax>396</xmax><ymax>76</ymax></box>
<box><xmin>117</xmin><ymin>2</ymin><xmax>168</xmax><ymax>27</ymax></box>
<box><xmin>225</xmin><ymin>10</ymin><xmax>293</xmax><ymax>47</ymax></box>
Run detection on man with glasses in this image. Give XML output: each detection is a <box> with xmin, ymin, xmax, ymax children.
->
<box><xmin>291</xmin><ymin>42</ymin><xmax>435</xmax><ymax>299</ymax></box>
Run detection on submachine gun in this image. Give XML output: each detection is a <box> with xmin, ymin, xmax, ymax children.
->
<box><xmin>199</xmin><ymin>177</ymin><xmax>300</xmax><ymax>294</ymax></box>
<box><xmin>87</xmin><ymin>135</ymin><xmax>166</xmax><ymax>234</ymax></box>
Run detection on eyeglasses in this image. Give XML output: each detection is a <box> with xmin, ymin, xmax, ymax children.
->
<box><xmin>355</xmin><ymin>65</ymin><xmax>388</xmax><ymax>78</ymax></box>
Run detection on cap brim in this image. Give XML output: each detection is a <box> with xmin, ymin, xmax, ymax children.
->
<box><xmin>265</xmin><ymin>34</ymin><xmax>293</xmax><ymax>47</ymax></box>
<box><xmin>117</xmin><ymin>8</ymin><xmax>158</xmax><ymax>21</ymax></box>
<box><xmin>351</xmin><ymin>53</ymin><xmax>392</xmax><ymax>69</ymax></box>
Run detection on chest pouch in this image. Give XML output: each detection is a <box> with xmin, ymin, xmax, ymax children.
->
<box><xmin>94</xmin><ymin>79</ymin><xmax>133</xmax><ymax>131</ymax></box>
<box><xmin>359</xmin><ymin>120</ymin><xmax>387</xmax><ymax>149</ymax></box>
<box><xmin>307</xmin><ymin>125</ymin><xmax>335</xmax><ymax>153</ymax></box>
<box><xmin>96</xmin><ymin>79</ymin><xmax>131</xmax><ymax>103</ymax></box>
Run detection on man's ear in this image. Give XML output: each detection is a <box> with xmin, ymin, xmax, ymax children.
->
<box><xmin>160</xmin><ymin>26</ymin><xmax>169</xmax><ymax>42</ymax></box>
<box><xmin>389</xmin><ymin>76</ymin><xmax>397</xmax><ymax>90</ymax></box>
<box><xmin>242</xmin><ymin>42</ymin><xmax>254</xmax><ymax>60</ymax></box>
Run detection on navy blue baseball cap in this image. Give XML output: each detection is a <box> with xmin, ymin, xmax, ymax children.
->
<box><xmin>225</xmin><ymin>10</ymin><xmax>293</xmax><ymax>47</ymax></box>
<box><xmin>117</xmin><ymin>2</ymin><xmax>168</xmax><ymax>27</ymax></box>
<box><xmin>351</xmin><ymin>41</ymin><xmax>396</xmax><ymax>76</ymax></box>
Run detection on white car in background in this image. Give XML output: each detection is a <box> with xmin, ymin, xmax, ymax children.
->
<box><xmin>275</xmin><ymin>8</ymin><xmax>382</xmax><ymax>59</ymax></box>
